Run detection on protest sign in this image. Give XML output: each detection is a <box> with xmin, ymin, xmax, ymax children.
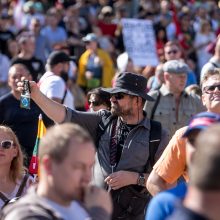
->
<box><xmin>122</xmin><ymin>18</ymin><xmax>159</xmax><ymax>67</ymax></box>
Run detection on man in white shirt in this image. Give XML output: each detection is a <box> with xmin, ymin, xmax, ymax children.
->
<box><xmin>39</xmin><ymin>51</ymin><xmax>74</xmax><ymax>109</ymax></box>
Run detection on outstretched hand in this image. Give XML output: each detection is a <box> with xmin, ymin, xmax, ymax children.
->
<box><xmin>16</xmin><ymin>77</ymin><xmax>39</xmax><ymax>99</ymax></box>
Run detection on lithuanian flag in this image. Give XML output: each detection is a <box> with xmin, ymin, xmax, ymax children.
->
<box><xmin>29</xmin><ymin>114</ymin><xmax>46</xmax><ymax>176</ymax></box>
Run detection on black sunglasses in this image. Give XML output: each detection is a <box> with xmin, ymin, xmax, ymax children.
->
<box><xmin>111</xmin><ymin>93</ymin><xmax>126</xmax><ymax>100</ymax></box>
<box><xmin>166</xmin><ymin>50</ymin><xmax>178</xmax><ymax>55</ymax></box>
<box><xmin>203</xmin><ymin>84</ymin><xmax>220</xmax><ymax>94</ymax></box>
<box><xmin>0</xmin><ymin>140</ymin><xmax>14</xmax><ymax>149</ymax></box>
<box><xmin>88</xmin><ymin>100</ymin><xmax>101</xmax><ymax>107</ymax></box>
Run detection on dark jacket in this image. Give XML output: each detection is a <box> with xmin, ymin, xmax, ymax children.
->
<box><xmin>64</xmin><ymin>108</ymin><xmax>168</xmax><ymax>188</ymax></box>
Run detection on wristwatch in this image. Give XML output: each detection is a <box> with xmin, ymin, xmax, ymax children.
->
<box><xmin>137</xmin><ymin>173</ymin><xmax>146</xmax><ymax>186</ymax></box>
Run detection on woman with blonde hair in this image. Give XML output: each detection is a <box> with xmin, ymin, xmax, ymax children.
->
<box><xmin>0</xmin><ymin>125</ymin><xmax>34</xmax><ymax>208</ymax></box>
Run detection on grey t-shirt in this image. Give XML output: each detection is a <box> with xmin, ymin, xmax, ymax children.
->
<box><xmin>43</xmin><ymin>198</ymin><xmax>91</xmax><ymax>220</ymax></box>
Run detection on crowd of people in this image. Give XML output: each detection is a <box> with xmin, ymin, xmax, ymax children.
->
<box><xmin>1</xmin><ymin>0</ymin><xmax>220</xmax><ymax>220</ymax></box>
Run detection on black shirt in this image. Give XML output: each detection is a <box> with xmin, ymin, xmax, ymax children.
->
<box><xmin>0</xmin><ymin>30</ymin><xmax>14</xmax><ymax>55</ymax></box>
<box><xmin>0</xmin><ymin>92</ymin><xmax>53</xmax><ymax>165</ymax></box>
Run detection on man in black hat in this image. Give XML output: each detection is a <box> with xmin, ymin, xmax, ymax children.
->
<box><xmin>38</xmin><ymin>50</ymin><xmax>74</xmax><ymax>109</ymax></box>
<box><xmin>17</xmin><ymin>72</ymin><xmax>168</xmax><ymax>220</ymax></box>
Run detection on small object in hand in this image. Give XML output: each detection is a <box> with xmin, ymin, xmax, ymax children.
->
<box><xmin>20</xmin><ymin>80</ymin><xmax>31</xmax><ymax>109</ymax></box>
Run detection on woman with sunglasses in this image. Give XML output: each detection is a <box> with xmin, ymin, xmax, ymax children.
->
<box><xmin>0</xmin><ymin>126</ymin><xmax>34</xmax><ymax>208</ymax></box>
<box><xmin>87</xmin><ymin>87</ymin><xmax>111</xmax><ymax>112</ymax></box>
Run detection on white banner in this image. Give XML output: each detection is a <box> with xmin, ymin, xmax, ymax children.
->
<box><xmin>122</xmin><ymin>18</ymin><xmax>159</xmax><ymax>67</ymax></box>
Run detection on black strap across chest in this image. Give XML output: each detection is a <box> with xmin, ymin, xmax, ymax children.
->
<box><xmin>0</xmin><ymin>173</ymin><xmax>29</xmax><ymax>206</ymax></box>
<box><xmin>150</xmin><ymin>90</ymin><xmax>161</xmax><ymax>120</ymax></box>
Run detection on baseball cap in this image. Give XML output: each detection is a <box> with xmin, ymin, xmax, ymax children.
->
<box><xmin>163</xmin><ymin>60</ymin><xmax>189</xmax><ymax>74</ymax></box>
<box><xmin>182</xmin><ymin>112</ymin><xmax>220</xmax><ymax>137</ymax></box>
<box><xmin>47</xmin><ymin>51</ymin><xmax>71</xmax><ymax>66</ymax></box>
<box><xmin>82</xmin><ymin>33</ymin><xmax>98</xmax><ymax>43</ymax></box>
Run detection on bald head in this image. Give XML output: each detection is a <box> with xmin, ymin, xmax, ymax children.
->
<box><xmin>8</xmin><ymin>64</ymin><xmax>32</xmax><ymax>91</ymax></box>
<box><xmin>9</xmin><ymin>64</ymin><xmax>31</xmax><ymax>77</ymax></box>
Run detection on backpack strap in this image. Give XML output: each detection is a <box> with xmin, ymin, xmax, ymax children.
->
<box><xmin>0</xmin><ymin>192</ymin><xmax>10</xmax><ymax>205</ymax></box>
<box><xmin>16</xmin><ymin>173</ymin><xmax>29</xmax><ymax>197</ymax></box>
<box><xmin>150</xmin><ymin>90</ymin><xmax>161</xmax><ymax>120</ymax></box>
<box><xmin>148</xmin><ymin>120</ymin><xmax>162</xmax><ymax>169</ymax></box>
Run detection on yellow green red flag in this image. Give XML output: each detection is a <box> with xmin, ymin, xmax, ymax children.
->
<box><xmin>29</xmin><ymin>114</ymin><xmax>46</xmax><ymax>175</ymax></box>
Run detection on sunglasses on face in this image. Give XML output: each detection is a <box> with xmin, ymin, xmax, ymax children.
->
<box><xmin>88</xmin><ymin>100</ymin><xmax>101</xmax><ymax>107</ymax></box>
<box><xmin>0</xmin><ymin>140</ymin><xmax>14</xmax><ymax>149</ymax></box>
<box><xmin>166</xmin><ymin>50</ymin><xmax>178</xmax><ymax>55</ymax></box>
<box><xmin>203</xmin><ymin>84</ymin><xmax>220</xmax><ymax>94</ymax></box>
<box><xmin>111</xmin><ymin>93</ymin><xmax>126</xmax><ymax>100</ymax></box>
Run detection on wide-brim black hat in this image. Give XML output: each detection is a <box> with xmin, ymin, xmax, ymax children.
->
<box><xmin>102</xmin><ymin>72</ymin><xmax>154</xmax><ymax>101</ymax></box>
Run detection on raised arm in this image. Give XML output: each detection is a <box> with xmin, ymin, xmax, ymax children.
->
<box><xmin>17</xmin><ymin>80</ymin><xmax>66</xmax><ymax>123</ymax></box>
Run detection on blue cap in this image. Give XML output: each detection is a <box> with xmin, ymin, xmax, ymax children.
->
<box><xmin>182</xmin><ymin>112</ymin><xmax>220</xmax><ymax>137</ymax></box>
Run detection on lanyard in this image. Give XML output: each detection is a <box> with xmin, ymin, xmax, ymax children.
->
<box><xmin>109</xmin><ymin>118</ymin><xmax>118</xmax><ymax>173</ymax></box>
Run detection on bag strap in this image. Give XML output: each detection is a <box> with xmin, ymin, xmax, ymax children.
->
<box><xmin>37</xmin><ymin>73</ymin><xmax>54</xmax><ymax>87</ymax></box>
<box><xmin>148</xmin><ymin>120</ymin><xmax>162</xmax><ymax>169</ymax></box>
<box><xmin>0</xmin><ymin>192</ymin><xmax>10</xmax><ymax>204</ymax></box>
<box><xmin>61</xmin><ymin>87</ymin><xmax>67</xmax><ymax>104</ymax></box>
<box><xmin>209</xmin><ymin>61</ymin><xmax>218</xmax><ymax>68</ymax></box>
<box><xmin>38</xmin><ymin>73</ymin><xmax>67</xmax><ymax>105</ymax></box>
<box><xmin>16</xmin><ymin>173</ymin><xmax>29</xmax><ymax>197</ymax></box>
<box><xmin>150</xmin><ymin>90</ymin><xmax>161</xmax><ymax>120</ymax></box>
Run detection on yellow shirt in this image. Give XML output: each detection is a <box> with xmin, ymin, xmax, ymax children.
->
<box><xmin>77</xmin><ymin>48</ymin><xmax>115</xmax><ymax>89</ymax></box>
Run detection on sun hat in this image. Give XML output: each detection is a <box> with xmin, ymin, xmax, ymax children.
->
<box><xmin>102</xmin><ymin>72</ymin><xmax>154</xmax><ymax>101</ymax></box>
